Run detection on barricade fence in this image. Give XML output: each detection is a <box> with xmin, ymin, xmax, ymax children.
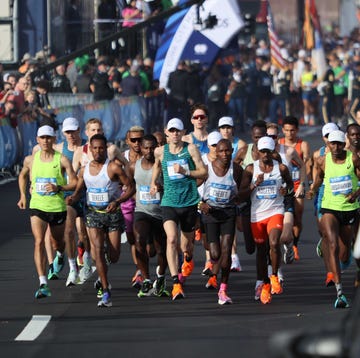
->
<box><xmin>0</xmin><ymin>93</ymin><xmax>167</xmax><ymax>173</ymax></box>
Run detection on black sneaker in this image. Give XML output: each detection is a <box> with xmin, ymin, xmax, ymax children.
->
<box><xmin>153</xmin><ymin>276</ymin><xmax>170</xmax><ymax>297</ymax></box>
<box><xmin>137</xmin><ymin>279</ymin><xmax>153</xmax><ymax>297</ymax></box>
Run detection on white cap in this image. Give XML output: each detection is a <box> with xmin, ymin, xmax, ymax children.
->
<box><xmin>298</xmin><ymin>49</ymin><xmax>306</xmax><ymax>58</ymax></box>
<box><xmin>328</xmin><ymin>130</ymin><xmax>346</xmax><ymax>143</ymax></box>
<box><xmin>62</xmin><ymin>117</ymin><xmax>79</xmax><ymax>132</ymax></box>
<box><xmin>37</xmin><ymin>125</ymin><xmax>55</xmax><ymax>137</ymax></box>
<box><xmin>258</xmin><ymin>136</ymin><xmax>275</xmax><ymax>151</ymax></box>
<box><xmin>218</xmin><ymin>116</ymin><xmax>234</xmax><ymax>127</ymax></box>
<box><xmin>322</xmin><ymin>122</ymin><xmax>338</xmax><ymax>137</ymax></box>
<box><xmin>167</xmin><ymin>118</ymin><xmax>184</xmax><ymax>131</ymax></box>
<box><xmin>207</xmin><ymin>131</ymin><xmax>223</xmax><ymax>146</ymax></box>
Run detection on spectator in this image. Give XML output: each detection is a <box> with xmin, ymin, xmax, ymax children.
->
<box><xmin>90</xmin><ymin>59</ymin><xmax>114</xmax><ymax>101</ymax></box>
<box><xmin>120</xmin><ymin>63</ymin><xmax>143</xmax><ymax>97</ymax></box>
<box><xmin>73</xmin><ymin>64</ymin><xmax>93</xmax><ymax>93</ymax></box>
<box><xmin>51</xmin><ymin>64</ymin><xmax>72</xmax><ymax>93</ymax></box>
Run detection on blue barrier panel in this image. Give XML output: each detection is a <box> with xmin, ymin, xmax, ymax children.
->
<box><xmin>17</xmin><ymin>115</ymin><xmax>39</xmax><ymax>158</ymax></box>
<box><xmin>0</xmin><ymin>117</ymin><xmax>18</xmax><ymax>168</ymax></box>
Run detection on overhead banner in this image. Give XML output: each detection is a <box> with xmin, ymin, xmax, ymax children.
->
<box><xmin>154</xmin><ymin>0</ymin><xmax>244</xmax><ymax>90</ymax></box>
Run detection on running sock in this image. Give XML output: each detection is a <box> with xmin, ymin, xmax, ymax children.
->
<box><xmin>184</xmin><ymin>253</ymin><xmax>192</xmax><ymax>262</ymax></box>
<box><xmin>68</xmin><ymin>258</ymin><xmax>77</xmax><ymax>271</ymax></box>
<box><xmin>39</xmin><ymin>275</ymin><xmax>47</xmax><ymax>286</ymax></box>
<box><xmin>83</xmin><ymin>251</ymin><xmax>92</xmax><ymax>267</ymax></box>
<box><xmin>335</xmin><ymin>283</ymin><xmax>343</xmax><ymax>297</ymax></box>
<box><xmin>293</xmin><ymin>236</ymin><xmax>299</xmax><ymax>247</ymax></box>
<box><xmin>56</xmin><ymin>250</ymin><xmax>64</xmax><ymax>258</ymax></box>
<box><xmin>172</xmin><ymin>275</ymin><xmax>180</xmax><ymax>284</ymax></box>
<box><xmin>220</xmin><ymin>283</ymin><xmax>227</xmax><ymax>292</ymax></box>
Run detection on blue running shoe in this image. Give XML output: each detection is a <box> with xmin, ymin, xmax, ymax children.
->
<box><xmin>35</xmin><ymin>284</ymin><xmax>51</xmax><ymax>299</ymax></box>
<box><xmin>97</xmin><ymin>290</ymin><xmax>112</xmax><ymax>307</ymax></box>
<box><xmin>53</xmin><ymin>255</ymin><xmax>65</xmax><ymax>275</ymax></box>
<box><xmin>340</xmin><ymin>255</ymin><xmax>352</xmax><ymax>273</ymax></box>
<box><xmin>47</xmin><ymin>264</ymin><xmax>58</xmax><ymax>280</ymax></box>
<box><xmin>334</xmin><ymin>294</ymin><xmax>349</xmax><ymax>308</ymax></box>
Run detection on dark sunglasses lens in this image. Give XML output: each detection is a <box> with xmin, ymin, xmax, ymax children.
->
<box><xmin>130</xmin><ymin>138</ymin><xmax>142</xmax><ymax>143</ymax></box>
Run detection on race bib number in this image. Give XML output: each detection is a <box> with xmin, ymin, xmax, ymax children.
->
<box><xmin>139</xmin><ymin>185</ymin><xmax>160</xmax><ymax>204</ymax></box>
<box><xmin>167</xmin><ymin>159</ymin><xmax>189</xmax><ymax>180</ymax></box>
<box><xmin>329</xmin><ymin>175</ymin><xmax>352</xmax><ymax>195</ymax></box>
<box><xmin>291</xmin><ymin>167</ymin><xmax>300</xmax><ymax>181</ymax></box>
<box><xmin>35</xmin><ymin>177</ymin><xmax>56</xmax><ymax>196</ymax></box>
<box><xmin>87</xmin><ymin>188</ymin><xmax>109</xmax><ymax>207</ymax></box>
<box><xmin>256</xmin><ymin>180</ymin><xmax>277</xmax><ymax>199</ymax></box>
<box><xmin>209</xmin><ymin>183</ymin><xmax>231</xmax><ymax>204</ymax></box>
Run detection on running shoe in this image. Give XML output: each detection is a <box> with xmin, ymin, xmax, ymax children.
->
<box><xmin>316</xmin><ymin>238</ymin><xmax>323</xmax><ymax>258</ymax></box>
<box><xmin>195</xmin><ymin>228</ymin><xmax>201</xmax><ymax>241</ymax></box>
<box><xmin>171</xmin><ymin>283</ymin><xmax>185</xmax><ymax>300</ymax></box>
<box><xmin>277</xmin><ymin>267</ymin><xmax>284</xmax><ymax>284</ymax></box>
<box><xmin>76</xmin><ymin>244</ymin><xmax>85</xmax><ymax>267</ymax></box>
<box><xmin>94</xmin><ymin>279</ymin><xmax>112</xmax><ymax>298</ymax></box>
<box><xmin>66</xmin><ymin>269</ymin><xmax>78</xmax><ymax>287</ymax></box>
<box><xmin>35</xmin><ymin>284</ymin><xmax>51</xmax><ymax>299</ymax></box>
<box><xmin>334</xmin><ymin>294</ymin><xmax>349</xmax><ymax>309</ymax></box>
<box><xmin>293</xmin><ymin>245</ymin><xmax>300</xmax><ymax>260</ymax></box>
<box><xmin>181</xmin><ymin>257</ymin><xmax>194</xmax><ymax>277</ymax></box>
<box><xmin>78</xmin><ymin>265</ymin><xmax>92</xmax><ymax>284</ymax></box>
<box><xmin>202</xmin><ymin>260</ymin><xmax>213</xmax><ymax>276</ymax></box>
<box><xmin>153</xmin><ymin>276</ymin><xmax>170</xmax><ymax>297</ymax></box>
<box><xmin>340</xmin><ymin>255</ymin><xmax>352</xmax><ymax>273</ymax></box>
<box><xmin>270</xmin><ymin>275</ymin><xmax>283</xmax><ymax>294</ymax></box>
<box><xmin>53</xmin><ymin>254</ymin><xmax>65</xmax><ymax>274</ymax></box>
<box><xmin>205</xmin><ymin>275</ymin><xmax>218</xmax><ymax>289</ymax></box>
<box><xmin>97</xmin><ymin>290</ymin><xmax>112</xmax><ymax>307</ymax></box>
<box><xmin>283</xmin><ymin>243</ymin><xmax>295</xmax><ymax>264</ymax></box>
<box><xmin>230</xmin><ymin>254</ymin><xmax>242</xmax><ymax>272</ymax></box>
<box><xmin>325</xmin><ymin>272</ymin><xmax>335</xmax><ymax>287</ymax></box>
<box><xmin>137</xmin><ymin>279</ymin><xmax>153</xmax><ymax>298</ymax></box>
<box><xmin>254</xmin><ymin>282</ymin><xmax>264</xmax><ymax>301</ymax></box>
<box><xmin>260</xmin><ymin>283</ymin><xmax>272</xmax><ymax>304</ymax></box>
<box><xmin>218</xmin><ymin>290</ymin><xmax>233</xmax><ymax>305</ymax></box>
<box><xmin>47</xmin><ymin>263</ymin><xmax>58</xmax><ymax>280</ymax></box>
<box><xmin>132</xmin><ymin>270</ymin><xmax>143</xmax><ymax>289</ymax></box>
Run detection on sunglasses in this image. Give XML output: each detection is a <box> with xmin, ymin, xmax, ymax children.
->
<box><xmin>168</xmin><ymin>128</ymin><xmax>181</xmax><ymax>133</ymax></box>
<box><xmin>210</xmin><ymin>144</ymin><xmax>217</xmax><ymax>147</ymax></box>
<box><xmin>192</xmin><ymin>114</ymin><xmax>207</xmax><ymax>120</ymax></box>
<box><xmin>129</xmin><ymin>137</ymin><xmax>143</xmax><ymax>143</ymax></box>
<box><xmin>267</xmin><ymin>134</ymin><xmax>278</xmax><ymax>139</ymax></box>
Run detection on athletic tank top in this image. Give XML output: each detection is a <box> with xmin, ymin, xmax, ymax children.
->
<box><xmin>191</xmin><ymin>133</ymin><xmax>209</xmax><ymax>155</ymax></box>
<box><xmin>279</xmin><ymin>138</ymin><xmax>302</xmax><ymax>183</ymax></box>
<box><xmin>83</xmin><ymin>159</ymin><xmax>121</xmax><ymax>210</ymax></box>
<box><xmin>232</xmin><ymin>138</ymin><xmax>239</xmax><ymax>160</ymax></box>
<box><xmin>161</xmin><ymin>143</ymin><xmax>199</xmax><ymax>207</ymax></box>
<box><xmin>242</xmin><ymin>143</ymin><xmax>254</xmax><ymax>169</ymax></box>
<box><xmin>30</xmin><ymin>151</ymin><xmax>66</xmax><ymax>212</ymax></box>
<box><xmin>250</xmin><ymin>160</ymin><xmax>284</xmax><ymax>222</ymax></box>
<box><xmin>203</xmin><ymin>162</ymin><xmax>237</xmax><ymax>208</ymax></box>
<box><xmin>134</xmin><ymin>159</ymin><xmax>162</xmax><ymax>220</ymax></box>
<box><xmin>321</xmin><ymin>151</ymin><xmax>359</xmax><ymax>211</ymax></box>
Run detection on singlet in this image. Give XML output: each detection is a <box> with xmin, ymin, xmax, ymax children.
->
<box><xmin>250</xmin><ymin>160</ymin><xmax>284</xmax><ymax>222</ymax></box>
<box><xmin>161</xmin><ymin>143</ymin><xmax>199</xmax><ymax>207</ymax></box>
<box><xmin>278</xmin><ymin>144</ymin><xmax>290</xmax><ymax>168</ymax></box>
<box><xmin>134</xmin><ymin>159</ymin><xmax>162</xmax><ymax>220</ymax></box>
<box><xmin>203</xmin><ymin>162</ymin><xmax>237</xmax><ymax>209</ymax></box>
<box><xmin>242</xmin><ymin>143</ymin><xmax>255</xmax><ymax>169</ymax></box>
<box><xmin>81</xmin><ymin>143</ymin><xmax>90</xmax><ymax>167</ymax></box>
<box><xmin>30</xmin><ymin>151</ymin><xmax>66</xmax><ymax>213</ymax></box>
<box><xmin>198</xmin><ymin>153</ymin><xmax>211</xmax><ymax>199</ymax></box>
<box><xmin>232</xmin><ymin>138</ymin><xmax>240</xmax><ymax>160</ymax></box>
<box><xmin>279</xmin><ymin>138</ymin><xmax>302</xmax><ymax>184</ymax></box>
<box><xmin>321</xmin><ymin>151</ymin><xmax>359</xmax><ymax>211</ymax></box>
<box><xmin>83</xmin><ymin>159</ymin><xmax>121</xmax><ymax>211</ymax></box>
<box><xmin>191</xmin><ymin>133</ymin><xmax>209</xmax><ymax>155</ymax></box>
<box><xmin>301</xmin><ymin>71</ymin><xmax>314</xmax><ymax>91</ymax></box>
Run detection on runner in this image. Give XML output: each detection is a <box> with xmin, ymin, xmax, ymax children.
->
<box><xmin>17</xmin><ymin>125</ymin><xmax>78</xmax><ymax>298</ymax></box>
<box><xmin>150</xmin><ymin>118</ymin><xmax>207</xmax><ymax>300</ymax></box>
<box><xmin>239</xmin><ymin>136</ymin><xmax>293</xmax><ymax>305</ymax></box>
<box><xmin>67</xmin><ymin>134</ymin><xmax>135</xmax><ymax>307</ymax></box>
<box><xmin>307</xmin><ymin>130</ymin><xmax>360</xmax><ymax>308</ymax></box>
<box><xmin>198</xmin><ymin>139</ymin><xmax>243</xmax><ymax>304</ymax></box>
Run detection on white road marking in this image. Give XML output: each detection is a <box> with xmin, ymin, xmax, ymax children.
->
<box><xmin>15</xmin><ymin>315</ymin><xmax>51</xmax><ymax>341</ymax></box>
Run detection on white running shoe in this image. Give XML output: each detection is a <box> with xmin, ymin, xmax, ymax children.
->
<box><xmin>78</xmin><ymin>265</ymin><xmax>93</xmax><ymax>283</ymax></box>
<box><xmin>66</xmin><ymin>269</ymin><xmax>78</xmax><ymax>287</ymax></box>
<box><xmin>230</xmin><ymin>254</ymin><xmax>242</xmax><ymax>272</ymax></box>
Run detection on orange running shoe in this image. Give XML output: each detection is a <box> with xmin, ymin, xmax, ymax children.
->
<box><xmin>260</xmin><ymin>283</ymin><xmax>272</xmax><ymax>304</ymax></box>
<box><xmin>270</xmin><ymin>275</ymin><xmax>283</xmax><ymax>294</ymax></box>
<box><xmin>325</xmin><ymin>272</ymin><xmax>335</xmax><ymax>287</ymax></box>
<box><xmin>181</xmin><ymin>257</ymin><xmax>194</xmax><ymax>277</ymax></box>
<box><xmin>172</xmin><ymin>283</ymin><xmax>185</xmax><ymax>300</ymax></box>
<box><xmin>293</xmin><ymin>245</ymin><xmax>300</xmax><ymax>260</ymax></box>
<box><xmin>205</xmin><ymin>275</ymin><xmax>218</xmax><ymax>289</ymax></box>
<box><xmin>195</xmin><ymin>228</ymin><xmax>201</xmax><ymax>241</ymax></box>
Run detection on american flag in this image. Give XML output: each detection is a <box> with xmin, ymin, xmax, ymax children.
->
<box><xmin>266</xmin><ymin>1</ymin><xmax>286</xmax><ymax>70</ymax></box>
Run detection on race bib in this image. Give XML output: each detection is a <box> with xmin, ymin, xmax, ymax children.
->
<box><xmin>209</xmin><ymin>183</ymin><xmax>231</xmax><ymax>204</ymax></box>
<box><xmin>139</xmin><ymin>185</ymin><xmax>160</xmax><ymax>204</ymax></box>
<box><xmin>291</xmin><ymin>167</ymin><xmax>300</xmax><ymax>181</ymax></box>
<box><xmin>256</xmin><ymin>179</ymin><xmax>277</xmax><ymax>199</ymax></box>
<box><xmin>35</xmin><ymin>177</ymin><xmax>57</xmax><ymax>196</ymax></box>
<box><xmin>329</xmin><ymin>175</ymin><xmax>352</xmax><ymax>195</ymax></box>
<box><xmin>167</xmin><ymin>159</ymin><xmax>189</xmax><ymax>180</ymax></box>
<box><xmin>87</xmin><ymin>188</ymin><xmax>109</xmax><ymax>207</ymax></box>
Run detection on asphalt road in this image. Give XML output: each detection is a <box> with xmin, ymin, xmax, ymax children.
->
<box><xmin>0</xmin><ymin>126</ymin><xmax>356</xmax><ymax>358</ymax></box>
